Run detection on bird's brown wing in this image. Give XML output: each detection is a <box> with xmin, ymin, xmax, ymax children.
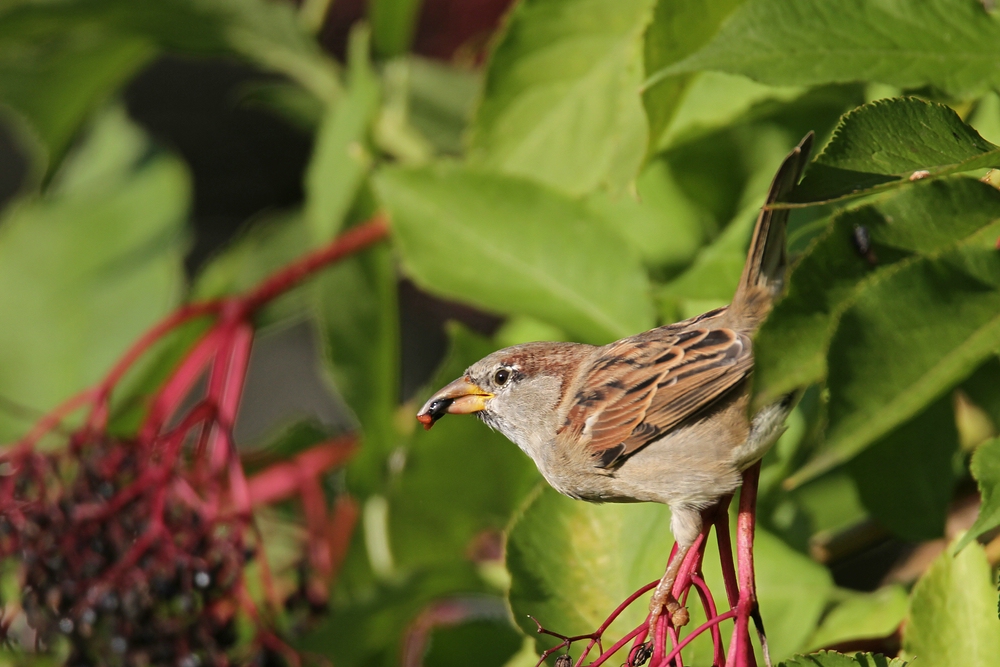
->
<box><xmin>558</xmin><ymin>326</ymin><xmax>753</xmax><ymax>469</ymax></box>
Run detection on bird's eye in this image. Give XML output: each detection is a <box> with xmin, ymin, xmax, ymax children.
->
<box><xmin>494</xmin><ymin>368</ymin><xmax>511</xmax><ymax>386</ymax></box>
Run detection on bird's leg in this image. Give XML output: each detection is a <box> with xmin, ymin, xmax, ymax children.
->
<box><xmin>648</xmin><ymin>507</ymin><xmax>703</xmax><ymax>636</ymax></box>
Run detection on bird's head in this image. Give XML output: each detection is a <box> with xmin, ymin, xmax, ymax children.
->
<box><xmin>416</xmin><ymin>342</ymin><xmax>592</xmax><ymax>449</ymax></box>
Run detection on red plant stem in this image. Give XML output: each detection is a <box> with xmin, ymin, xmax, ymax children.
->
<box><xmin>85</xmin><ymin>302</ymin><xmax>221</xmax><ymax>433</ymax></box>
<box><xmin>714</xmin><ymin>497</ymin><xmax>739</xmax><ymax>611</ymax></box>
<box><xmin>137</xmin><ymin>325</ymin><xmax>225</xmax><ymax>444</ymax></box>
<box><xmin>690</xmin><ymin>575</ymin><xmax>725</xmax><ymax>666</ymax></box>
<box><xmin>241</xmin><ymin>216</ymin><xmax>389</xmax><ymax>313</ymax></box>
<box><xmin>587</xmin><ymin>623</ymin><xmax>648</xmax><ymax>667</ymax></box>
<box><xmin>727</xmin><ymin>463</ymin><xmax>762</xmax><ymax>667</ymax></box>
<box><xmin>573</xmin><ymin>580</ymin><xmax>659</xmax><ymax>667</ymax></box>
<box><xmin>657</xmin><ymin>611</ymin><xmax>737</xmax><ymax>667</ymax></box>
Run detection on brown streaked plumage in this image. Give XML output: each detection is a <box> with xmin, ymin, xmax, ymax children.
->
<box><xmin>417</xmin><ymin>133</ymin><xmax>814</xmax><ymax>643</ymax></box>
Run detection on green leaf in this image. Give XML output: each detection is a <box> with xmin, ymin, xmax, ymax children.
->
<box><xmin>753</xmin><ymin>527</ymin><xmax>834</xmax><ymax>660</ymax></box>
<box><xmin>584</xmin><ymin>156</ymin><xmax>708</xmax><ymax>272</ymax></box>
<box><xmin>792</xmin><ymin>218</ymin><xmax>1000</xmax><ymax>484</ymax></box>
<box><xmin>507</xmin><ymin>487</ymin><xmax>832</xmax><ymax>663</ymax></box>
<box><xmin>755</xmin><ymin>176</ymin><xmax>1000</xmax><ymax>415</ymax></box>
<box><xmin>506</xmin><ymin>486</ymin><xmax>676</xmax><ymax>658</ymax></box>
<box><xmin>423</xmin><ymin>618</ymin><xmax>524</xmax><ymax>667</ymax></box>
<box><xmin>0</xmin><ymin>0</ymin><xmax>338</xmax><ymax>169</ymax></box>
<box><xmin>316</xmin><ymin>241</ymin><xmax>399</xmax><ymax>496</ymax></box>
<box><xmin>650</xmin><ymin>0</ymin><xmax>1000</xmax><ymax>99</ymax></box>
<box><xmin>369</xmin><ymin>0</ymin><xmax>423</xmax><ymax>58</ymax></box>
<box><xmin>469</xmin><ymin>0</ymin><xmax>653</xmax><ymax>195</ymax></box>
<box><xmin>656</xmin><ymin>71</ymin><xmax>804</xmax><ymax>150</ymax></box>
<box><xmin>296</xmin><ymin>564</ymin><xmax>494</xmax><ymax>667</ymax></box>
<box><xmin>375</xmin><ymin>164</ymin><xmax>654</xmax><ymax>344</ymax></box>
<box><xmin>803</xmin><ymin>587</ymin><xmax>909</xmax><ymax>653</ymax></box>
<box><xmin>405</xmin><ymin>56</ymin><xmax>481</xmax><ymax>156</ymax></box>
<box><xmin>641</xmin><ymin>0</ymin><xmax>744</xmax><ymax>150</ymax></box>
<box><xmin>390</xmin><ymin>325</ymin><xmax>538</xmax><ymax>572</ymax></box>
<box><xmin>848</xmin><ymin>396</ymin><xmax>958</xmax><ymax>541</ymax></box>
<box><xmin>780</xmin><ymin>650</ymin><xmax>907</xmax><ymax>667</ymax></box>
<box><xmin>304</xmin><ymin>26</ymin><xmax>380</xmax><ymax>242</ymax></box>
<box><xmin>0</xmin><ymin>107</ymin><xmax>187</xmax><ymax>441</ymax></box>
<box><xmin>954</xmin><ymin>436</ymin><xmax>1000</xmax><ymax>552</ymax></box>
<box><xmin>786</xmin><ymin>98</ymin><xmax>1000</xmax><ymax>205</ymax></box>
<box><xmin>902</xmin><ymin>541</ymin><xmax>1000</xmax><ymax>667</ymax></box>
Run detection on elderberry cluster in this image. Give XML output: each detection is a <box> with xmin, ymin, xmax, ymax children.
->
<box><xmin>2</xmin><ymin>436</ymin><xmax>249</xmax><ymax>666</ymax></box>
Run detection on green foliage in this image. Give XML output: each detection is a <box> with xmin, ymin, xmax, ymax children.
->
<box><xmin>0</xmin><ymin>107</ymin><xmax>186</xmax><ymax>441</ymax></box>
<box><xmin>376</xmin><ymin>164</ymin><xmax>654</xmax><ymax>344</ymax></box>
<box><xmin>803</xmin><ymin>587</ymin><xmax>909</xmax><ymax>653</ymax></box>
<box><xmin>7</xmin><ymin>0</ymin><xmax>1000</xmax><ymax>664</ymax></box>
<box><xmin>651</xmin><ymin>0</ymin><xmax>1000</xmax><ymax>98</ymax></box>
<box><xmin>780</xmin><ymin>651</ymin><xmax>907</xmax><ymax>667</ymax></box>
<box><xmin>902</xmin><ymin>541</ymin><xmax>1000</xmax><ymax>667</ymax></box>
<box><xmin>789</xmin><ymin>98</ymin><xmax>1000</xmax><ymax>205</ymax></box>
<box><xmin>469</xmin><ymin>0</ymin><xmax>653</xmax><ymax>195</ymax></box>
<box><xmin>955</xmin><ymin>436</ymin><xmax>1000</xmax><ymax>551</ymax></box>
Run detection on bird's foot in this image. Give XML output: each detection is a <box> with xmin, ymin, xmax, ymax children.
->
<box><xmin>647</xmin><ymin>588</ymin><xmax>689</xmax><ymax>638</ymax></box>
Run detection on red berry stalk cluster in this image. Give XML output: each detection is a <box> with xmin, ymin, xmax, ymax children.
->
<box><xmin>530</xmin><ymin>464</ymin><xmax>768</xmax><ymax>667</ymax></box>
<box><xmin>0</xmin><ymin>218</ymin><xmax>389</xmax><ymax>666</ymax></box>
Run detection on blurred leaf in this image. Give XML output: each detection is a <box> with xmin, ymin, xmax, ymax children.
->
<box><xmin>406</xmin><ymin>56</ymin><xmax>480</xmax><ymax>156</ymax></box>
<box><xmin>791</xmin><ymin>218</ymin><xmax>1000</xmax><ymax>484</ymax></box>
<box><xmin>423</xmin><ymin>617</ymin><xmax>524</xmax><ymax>667</ymax></box>
<box><xmin>780</xmin><ymin>651</ymin><xmax>907</xmax><ymax>667</ymax></box>
<box><xmin>390</xmin><ymin>325</ymin><xmax>538</xmax><ymax>572</ymax></box>
<box><xmin>0</xmin><ymin>0</ymin><xmax>338</xmax><ymax>170</ymax></box>
<box><xmin>657</xmin><ymin>125</ymin><xmax>795</xmax><ymax>317</ymax></box>
<box><xmin>316</xmin><ymin>242</ymin><xmax>399</xmax><ymax>496</ymax></box>
<box><xmin>469</xmin><ymin>0</ymin><xmax>653</xmax><ymax>195</ymax></box>
<box><xmin>848</xmin><ymin>396</ymin><xmax>958</xmax><ymax>541</ymax></box>
<box><xmin>376</xmin><ymin>164</ymin><xmax>654</xmax><ymax>344</ymax></box>
<box><xmin>657</xmin><ymin>71</ymin><xmax>804</xmax><ymax>150</ymax></box>
<box><xmin>754</xmin><ymin>527</ymin><xmax>835</xmax><ymax>661</ymax></box>
<box><xmin>788</xmin><ymin>98</ymin><xmax>1000</xmax><ymax>205</ymax></box>
<box><xmin>902</xmin><ymin>541</ymin><xmax>1000</xmax><ymax>667</ymax></box>
<box><xmin>0</xmin><ymin>107</ymin><xmax>186</xmax><ymax>441</ymax></box>
<box><xmin>651</xmin><ymin>0</ymin><xmax>1000</xmax><ymax>99</ymax></box>
<box><xmin>304</xmin><ymin>26</ymin><xmax>380</xmax><ymax>242</ymax></box>
<box><xmin>954</xmin><ymin>436</ymin><xmax>1000</xmax><ymax>552</ymax></box>
<box><xmin>960</xmin><ymin>355</ymin><xmax>1000</xmax><ymax>431</ymax></box>
<box><xmin>370</xmin><ymin>0</ymin><xmax>422</xmax><ymax>58</ymax></box>
<box><xmin>642</xmin><ymin>0</ymin><xmax>743</xmax><ymax>152</ymax></box>
<box><xmin>755</xmin><ymin>178</ymin><xmax>1000</xmax><ymax>409</ymax></box>
<box><xmin>192</xmin><ymin>212</ymin><xmax>312</xmax><ymax>326</ymax></box>
<box><xmin>297</xmin><ymin>564</ymin><xmax>491</xmax><ymax>667</ymax></box>
<box><xmin>585</xmin><ymin>156</ymin><xmax>707</xmax><ymax>272</ymax></box>
<box><xmin>803</xmin><ymin>586</ymin><xmax>908</xmax><ymax>653</ymax></box>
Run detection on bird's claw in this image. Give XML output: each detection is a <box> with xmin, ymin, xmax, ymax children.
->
<box><xmin>648</xmin><ymin>592</ymin><xmax>689</xmax><ymax>638</ymax></box>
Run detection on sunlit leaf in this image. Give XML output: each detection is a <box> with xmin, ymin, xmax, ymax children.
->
<box><xmin>786</xmin><ymin>98</ymin><xmax>1000</xmax><ymax>205</ymax></box>
<box><xmin>376</xmin><ymin>164</ymin><xmax>654</xmax><ymax>344</ymax></box>
<box><xmin>780</xmin><ymin>650</ymin><xmax>907</xmax><ymax>667</ymax></box>
<box><xmin>651</xmin><ymin>0</ymin><xmax>1000</xmax><ymax>99</ymax></box>
<box><xmin>470</xmin><ymin>0</ymin><xmax>653</xmax><ymax>195</ymax></box>
<box><xmin>902</xmin><ymin>541</ymin><xmax>1000</xmax><ymax>667</ymax></box>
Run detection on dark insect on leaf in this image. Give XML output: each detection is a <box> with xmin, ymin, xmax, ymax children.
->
<box><xmin>852</xmin><ymin>224</ymin><xmax>878</xmax><ymax>267</ymax></box>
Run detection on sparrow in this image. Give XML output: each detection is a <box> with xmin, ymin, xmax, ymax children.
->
<box><xmin>417</xmin><ymin>133</ymin><xmax>814</xmax><ymax>635</ymax></box>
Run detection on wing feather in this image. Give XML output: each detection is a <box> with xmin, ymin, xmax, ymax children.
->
<box><xmin>558</xmin><ymin>322</ymin><xmax>753</xmax><ymax>469</ymax></box>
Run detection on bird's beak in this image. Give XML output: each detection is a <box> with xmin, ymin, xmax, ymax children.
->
<box><xmin>416</xmin><ymin>377</ymin><xmax>493</xmax><ymax>430</ymax></box>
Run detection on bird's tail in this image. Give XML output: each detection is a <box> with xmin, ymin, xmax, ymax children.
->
<box><xmin>731</xmin><ymin>132</ymin><xmax>814</xmax><ymax>325</ymax></box>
